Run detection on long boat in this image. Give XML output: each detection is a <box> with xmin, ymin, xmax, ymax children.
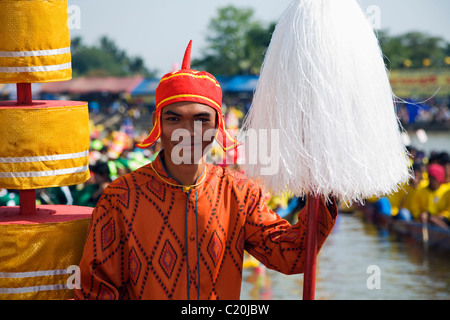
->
<box><xmin>390</xmin><ymin>220</ymin><xmax>450</xmax><ymax>251</ymax></box>
<box><xmin>356</xmin><ymin>204</ymin><xmax>450</xmax><ymax>251</ymax></box>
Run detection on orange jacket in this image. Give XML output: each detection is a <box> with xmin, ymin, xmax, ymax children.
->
<box><xmin>74</xmin><ymin>153</ymin><xmax>337</xmax><ymax>300</ymax></box>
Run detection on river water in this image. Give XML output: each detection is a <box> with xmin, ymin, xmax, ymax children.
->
<box><xmin>240</xmin><ymin>214</ymin><xmax>450</xmax><ymax>300</ymax></box>
<box><xmin>239</xmin><ymin>130</ymin><xmax>450</xmax><ymax>300</ymax></box>
<box><xmin>406</xmin><ymin>130</ymin><xmax>450</xmax><ymax>154</ymax></box>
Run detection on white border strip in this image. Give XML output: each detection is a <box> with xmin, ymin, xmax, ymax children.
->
<box><xmin>0</xmin><ymin>284</ymin><xmax>67</xmax><ymax>294</ymax></box>
<box><xmin>0</xmin><ymin>47</ymin><xmax>71</xmax><ymax>58</ymax></box>
<box><xmin>0</xmin><ymin>151</ymin><xmax>89</xmax><ymax>164</ymax></box>
<box><xmin>0</xmin><ymin>62</ymin><xmax>71</xmax><ymax>73</ymax></box>
<box><xmin>0</xmin><ymin>269</ymin><xmax>69</xmax><ymax>279</ymax></box>
<box><xmin>0</xmin><ymin>166</ymin><xmax>89</xmax><ymax>178</ymax></box>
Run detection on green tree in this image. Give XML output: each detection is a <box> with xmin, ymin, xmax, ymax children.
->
<box><xmin>403</xmin><ymin>32</ymin><xmax>446</xmax><ymax>68</ymax></box>
<box><xmin>194</xmin><ymin>5</ymin><xmax>450</xmax><ymax>75</ymax></box>
<box><xmin>71</xmin><ymin>36</ymin><xmax>156</xmax><ymax>77</ymax></box>
<box><xmin>193</xmin><ymin>6</ymin><xmax>273</xmax><ymax>75</ymax></box>
<box><xmin>378</xmin><ymin>30</ymin><xmax>449</xmax><ymax>69</ymax></box>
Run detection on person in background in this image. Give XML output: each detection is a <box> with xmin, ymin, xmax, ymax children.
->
<box><xmin>0</xmin><ymin>189</ymin><xmax>19</xmax><ymax>206</ymax></box>
<box><xmin>410</xmin><ymin>163</ymin><xmax>450</xmax><ymax>226</ymax></box>
<box><xmin>433</xmin><ymin>187</ymin><xmax>450</xmax><ymax>230</ymax></box>
<box><xmin>72</xmin><ymin>161</ymin><xmax>111</xmax><ymax>207</ymax></box>
<box><xmin>37</xmin><ymin>186</ymin><xmax>74</xmax><ymax>205</ymax></box>
<box><xmin>443</xmin><ymin>156</ymin><xmax>450</xmax><ymax>184</ymax></box>
<box><xmin>389</xmin><ymin>163</ymin><xmax>424</xmax><ymax>221</ymax></box>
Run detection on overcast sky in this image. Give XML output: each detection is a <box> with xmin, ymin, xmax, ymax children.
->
<box><xmin>68</xmin><ymin>0</ymin><xmax>450</xmax><ymax>76</ymax></box>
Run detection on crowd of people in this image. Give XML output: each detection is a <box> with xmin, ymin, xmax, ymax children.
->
<box><xmin>0</xmin><ymin>101</ymin><xmax>246</xmax><ymax>208</ymax></box>
<box><xmin>396</xmin><ymin>99</ymin><xmax>450</xmax><ymax>128</ymax></box>
<box><xmin>1</xmin><ymin>101</ymin><xmax>450</xmax><ymax>232</ymax></box>
<box><xmin>361</xmin><ymin>146</ymin><xmax>450</xmax><ymax>230</ymax></box>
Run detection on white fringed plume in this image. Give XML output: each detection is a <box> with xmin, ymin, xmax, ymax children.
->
<box><xmin>239</xmin><ymin>0</ymin><xmax>411</xmax><ymax>203</ymax></box>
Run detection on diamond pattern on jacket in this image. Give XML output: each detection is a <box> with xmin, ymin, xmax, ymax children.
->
<box><xmin>129</xmin><ymin>247</ymin><xmax>142</xmax><ymax>285</ymax></box>
<box><xmin>101</xmin><ymin>218</ymin><xmax>115</xmax><ymax>251</ymax></box>
<box><xmin>159</xmin><ymin>239</ymin><xmax>178</xmax><ymax>279</ymax></box>
<box><xmin>207</xmin><ymin>231</ymin><xmax>223</xmax><ymax>266</ymax></box>
<box><xmin>146</xmin><ymin>175</ymin><xmax>166</xmax><ymax>202</ymax></box>
<box><xmin>98</xmin><ymin>283</ymin><xmax>117</xmax><ymax>300</ymax></box>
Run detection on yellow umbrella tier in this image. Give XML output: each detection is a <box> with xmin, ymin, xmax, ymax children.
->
<box><xmin>0</xmin><ymin>0</ymin><xmax>71</xmax><ymax>83</ymax></box>
<box><xmin>0</xmin><ymin>205</ymin><xmax>92</xmax><ymax>300</ymax></box>
<box><xmin>0</xmin><ymin>101</ymin><xmax>90</xmax><ymax>189</ymax></box>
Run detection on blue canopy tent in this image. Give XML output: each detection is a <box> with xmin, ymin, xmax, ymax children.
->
<box><xmin>404</xmin><ymin>99</ymin><xmax>432</xmax><ymax>124</ymax></box>
<box><xmin>223</xmin><ymin>75</ymin><xmax>259</xmax><ymax>93</ymax></box>
<box><xmin>130</xmin><ymin>78</ymin><xmax>160</xmax><ymax>96</ymax></box>
<box><xmin>215</xmin><ymin>76</ymin><xmax>233</xmax><ymax>92</ymax></box>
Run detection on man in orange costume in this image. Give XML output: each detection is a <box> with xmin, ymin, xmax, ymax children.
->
<box><xmin>74</xmin><ymin>41</ymin><xmax>337</xmax><ymax>300</ymax></box>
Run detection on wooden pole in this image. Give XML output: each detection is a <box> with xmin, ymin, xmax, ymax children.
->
<box><xmin>16</xmin><ymin>83</ymin><xmax>37</xmax><ymax>216</ymax></box>
<box><xmin>302</xmin><ymin>194</ymin><xmax>320</xmax><ymax>300</ymax></box>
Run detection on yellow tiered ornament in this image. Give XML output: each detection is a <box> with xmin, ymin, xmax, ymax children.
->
<box><xmin>0</xmin><ymin>0</ymin><xmax>92</xmax><ymax>300</ymax></box>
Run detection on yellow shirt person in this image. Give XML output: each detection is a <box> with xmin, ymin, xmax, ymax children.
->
<box><xmin>435</xmin><ymin>189</ymin><xmax>450</xmax><ymax>222</ymax></box>
<box><xmin>388</xmin><ymin>164</ymin><xmax>424</xmax><ymax>218</ymax></box>
<box><xmin>411</xmin><ymin>183</ymin><xmax>450</xmax><ymax>219</ymax></box>
<box><xmin>410</xmin><ymin>164</ymin><xmax>450</xmax><ymax>224</ymax></box>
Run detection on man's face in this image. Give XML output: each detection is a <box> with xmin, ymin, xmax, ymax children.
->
<box><xmin>157</xmin><ymin>101</ymin><xmax>217</xmax><ymax>165</ymax></box>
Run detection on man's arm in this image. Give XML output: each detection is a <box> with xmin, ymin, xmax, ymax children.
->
<box><xmin>74</xmin><ymin>191</ymin><xmax>129</xmax><ymax>300</ymax></box>
<box><xmin>244</xmin><ymin>187</ymin><xmax>337</xmax><ymax>275</ymax></box>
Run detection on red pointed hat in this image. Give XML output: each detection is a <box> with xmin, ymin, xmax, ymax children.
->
<box><xmin>137</xmin><ymin>40</ymin><xmax>239</xmax><ymax>150</ymax></box>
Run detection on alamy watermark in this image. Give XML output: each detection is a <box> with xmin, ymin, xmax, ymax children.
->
<box><xmin>169</xmin><ymin>122</ymin><xmax>280</xmax><ymax>176</ymax></box>
<box><xmin>66</xmin><ymin>265</ymin><xmax>81</xmax><ymax>289</ymax></box>
<box><xmin>65</xmin><ymin>4</ymin><xmax>379</xmax><ymax>31</ymax></box>
<box><xmin>366</xmin><ymin>264</ymin><xmax>381</xmax><ymax>290</ymax></box>
<box><xmin>68</xmin><ymin>5</ymin><xmax>81</xmax><ymax>30</ymax></box>
<box><xmin>366</xmin><ymin>5</ymin><xmax>381</xmax><ymax>30</ymax></box>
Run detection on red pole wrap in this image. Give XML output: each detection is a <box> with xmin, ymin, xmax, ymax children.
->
<box><xmin>17</xmin><ymin>83</ymin><xmax>32</xmax><ymax>104</ymax></box>
<box><xmin>16</xmin><ymin>83</ymin><xmax>37</xmax><ymax>216</ymax></box>
<box><xmin>303</xmin><ymin>194</ymin><xmax>320</xmax><ymax>300</ymax></box>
